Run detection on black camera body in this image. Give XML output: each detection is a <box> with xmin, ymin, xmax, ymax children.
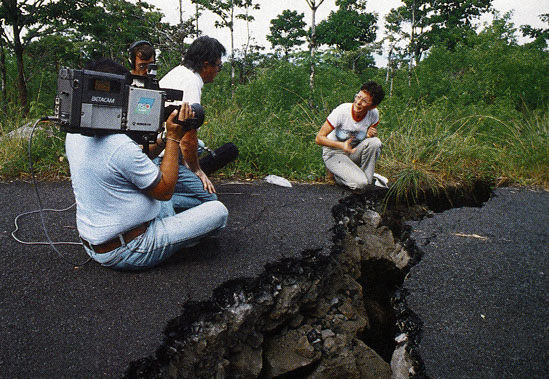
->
<box><xmin>54</xmin><ymin>67</ymin><xmax>204</xmax><ymax>145</ymax></box>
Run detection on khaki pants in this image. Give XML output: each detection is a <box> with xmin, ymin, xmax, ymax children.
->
<box><xmin>322</xmin><ymin>137</ymin><xmax>382</xmax><ymax>191</ymax></box>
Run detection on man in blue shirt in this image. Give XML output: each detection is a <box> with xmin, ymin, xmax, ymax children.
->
<box><xmin>66</xmin><ymin>59</ymin><xmax>228</xmax><ymax>270</ymax></box>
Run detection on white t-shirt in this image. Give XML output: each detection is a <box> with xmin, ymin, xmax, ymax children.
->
<box><xmin>159</xmin><ymin>65</ymin><xmax>203</xmax><ymax>104</ymax></box>
<box><xmin>326</xmin><ymin>103</ymin><xmax>379</xmax><ymax>147</ymax></box>
<box><xmin>66</xmin><ymin>133</ymin><xmax>161</xmax><ymax>244</ymax></box>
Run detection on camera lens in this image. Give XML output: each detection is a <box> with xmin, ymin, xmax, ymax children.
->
<box><xmin>190</xmin><ymin>103</ymin><xmax>205</xmax><ymax>128</ymax></box>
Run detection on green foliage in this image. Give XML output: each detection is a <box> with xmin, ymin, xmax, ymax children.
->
<box><xmin>0</xmin><ymin>122</ymin><xmax>67</xmax><ymax>179</ymax></box>
<box><xmin>74</xmin><ymin>0</ymin><xmax>165</xmax><ymax>62</ymax></box>
<box><xmin>521</xmin><ymin>13</ymin><xmax>549</xmax><ymax>51</ymax></box>
<box><xmin>191</xmin><ymin>0</ymin><xmax>260</xmax><ymax>30</ymax></box>
<box><xmin>427</xmin><ymin>0</ymin><xmax>492</xmax><ymax>50</ymax></box>
<box><xmin>404</xmin><ymin>15</ymin><xmax>549</xmax><ymax>111</ymax></box>
<box><xmin>267</xmin><ymin>10</ymin><xmax>308</xmax><ymax>57</ymax></box>
<box><xmin>1</xmin><ymin>0</ymin><xmax>547</xmax><ymax>197</ymax></box>
<box><xmin>316</xmin><ymin>0</ymin><xmax>377</xmax><ymax>51</ymax></box>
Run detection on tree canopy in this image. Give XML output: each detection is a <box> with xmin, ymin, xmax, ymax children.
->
<box><xmin>316</xmin><ymin>0</ymin><xmax>377</xmax><ymax>52</ymax></box>
<box><xmin>267</xmin><ymin>10</ymin><xmax>307</xmax><ymax>57</ymax></box>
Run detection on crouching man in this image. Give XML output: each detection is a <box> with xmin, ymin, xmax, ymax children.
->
<box><xmin>66</xmin><ymin>59</ymin><xmax>228</xmax><ymax>270</ymax></box>
<box><xmin>315</xmin><ymin>81</ymin><xmax>385</xmax><ymax>192</ymax></box>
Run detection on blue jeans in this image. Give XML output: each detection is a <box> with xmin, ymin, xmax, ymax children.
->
<box><xmin>83</xmin><ymin>200</ymin><xmax>228</xmax><ymax>270</ymax></box>
<box><xmin>153</xmin><ymin>157</ymin><xmax>217</xmax><ymax>211</ymax></box>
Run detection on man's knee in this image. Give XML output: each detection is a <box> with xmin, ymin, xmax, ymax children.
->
<box><xmin>371</xmin><ymin>137</ymin><xmax>382</xmax><ymax>149</ymax></box>
<box><xmin>347</xmin><ymin>177</ymin><xmax>370</xmax><ymax>192</ymax></box>
<box><xmin>208</xmin><ymin>200</ymin><xmax>229</xmax><ymax>228</ymax></box>
<box><xmin>363</xmin><ymin>137</ymin><xmax>382</xmax><ymax>151</ymax></box>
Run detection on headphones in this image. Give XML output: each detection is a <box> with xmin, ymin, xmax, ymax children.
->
<box><xmin>128</xmin><ymin>40</ymin><xmax>153</xmax><ymax>69</ymax></box>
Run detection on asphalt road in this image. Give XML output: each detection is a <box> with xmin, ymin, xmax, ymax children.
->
<box><xmin>1</xmin><ymin>182</ymin><xmax>547</xmax><ymax>378</ymax></box>
<box><xmin>405</xmin><ymin>187</ymin><xmax>549</xmax><ymax>379</ymax></box>
<box><xmin>0</xmin><ymin>180</ymin><xmax>343</xmax><ymax>378</ymax></box>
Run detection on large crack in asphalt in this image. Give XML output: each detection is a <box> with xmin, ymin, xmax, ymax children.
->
<box><xmin>124</xmin><ymin>182</ymin><xmax>492</xmax><ymax>379</ymax></box>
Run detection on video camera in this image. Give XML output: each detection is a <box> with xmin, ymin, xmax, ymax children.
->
<box><xmin>54</xmin><ymin>65</ymin><xmax>204</xmax><ymax>145</ymax></box>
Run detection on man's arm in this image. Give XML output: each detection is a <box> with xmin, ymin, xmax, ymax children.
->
<box><xmin>145</xmin><ymin>104</ymin><xmax>193</xmax><ymax>200</ymax></box>
<box><xmin>180</xmin><ymin>129</ymin><xmax>216</xmax><ymax>194</ymax></box>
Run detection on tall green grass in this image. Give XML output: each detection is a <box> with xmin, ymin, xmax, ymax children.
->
<box><xmin>1</xmin><ymin>61</ymin><xmax>547</xmax><ymax>199</ymax></box>
<box><xmin>0</xmin><ymin>118</ymin><xmax>67</xmax><ymax>180</ymax></box>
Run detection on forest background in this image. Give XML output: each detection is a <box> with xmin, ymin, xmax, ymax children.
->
<box><xmin>0</xmin><ymin>0</ymin><xmax>547</xmax><ymax>202</ymax></box>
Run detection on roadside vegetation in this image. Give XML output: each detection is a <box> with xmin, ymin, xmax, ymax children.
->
<box><xmin>0</xmin><ymin>1</ymin><xmax>547</xmax><ymax>203</ymax></box>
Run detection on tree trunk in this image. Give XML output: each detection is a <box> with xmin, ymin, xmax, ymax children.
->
<box><xmin>0</xmin><ymin>36</ymin><xmax>7</xmax><ymax>108</ymax></box>
<box><xmin>308</xmin><ymin>4</ymin><xmax>317</xmax><ymax>109</ymax></box>
<box><xmin>306</xmin><ymin>0</ymin><xmax>324</xmax><ymax>109</ymax></box>
<box><xmin>13</xmin><ymin>25</ymin><xmax>28</xmax><ymax>114</ymax></box>
<box><xmin>195</xmin><ymin>4</ymin><xmax>200</xmax><ymax>37</ymax></box>
<box><xmin>408</xmin><ymin>0</ymin><xmax>416</xmax><ymax>87</ymax></box>
<box><xmin>386</xmin><ymin>44</ymin><xmax>395</xmax><ymax>96</ymax></box>
<box><xmin>230</xmin><ymin>3</ymin><xmax>235</xmax><ymax>97</ymax></box>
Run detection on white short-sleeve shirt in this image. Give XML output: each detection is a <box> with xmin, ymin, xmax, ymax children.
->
<box><xmin>326</xmin><ymin>103</ymin><xmax>379</xmax><ymax>147</ymax></box>
<box><xmin>159</xmin><ymin>65</ymin><xmax>203</xmax><ymax>104</ymax></box>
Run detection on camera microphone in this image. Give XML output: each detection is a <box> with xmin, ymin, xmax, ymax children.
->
<box><xmin>147</xmin><ymin>63</ymin><xmax>158</xmax><ymax>78</ymax></box>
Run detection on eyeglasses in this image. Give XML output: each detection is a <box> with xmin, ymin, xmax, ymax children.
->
<box><xmin>137</xmin><ymin>62</ymin><xmax>151</xmax><ymax>70</ymax></box>
<box><xmin>211</xmin><ymin>62</ymin><xmax>223</xmax><ymax>71</ymax></box>
<box><xmin>354</xmin><ymin>93</ymin><xmax>372</xmax><ymax>106</ymax></box>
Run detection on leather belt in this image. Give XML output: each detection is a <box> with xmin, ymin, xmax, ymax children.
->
<box><xmin>81</xmin><ymin>222</ymin><xmax>149</xmax><ymax>254</ymax></box>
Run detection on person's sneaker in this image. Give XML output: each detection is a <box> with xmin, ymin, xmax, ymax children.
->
<box><xmin>373</xmin><ymin>173</ymin><xmax>389</xmax><ymax>188</ymax></box>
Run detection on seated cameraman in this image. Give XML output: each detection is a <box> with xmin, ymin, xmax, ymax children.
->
<box><xmin>65</xmin><ymin>58</ymin><xmax>228</xmax><ymax>270</ymax></box>
<box><xmin>158</xmin><ymin>36</ymin><xmax>226</xmax><ymax>211</ymax></box>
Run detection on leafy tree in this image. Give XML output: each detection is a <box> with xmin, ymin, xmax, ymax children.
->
<box><xmin>383</xmin><ymin>7</ymin><xmax>411</xmax><ymax>94</ymax></box>
<box><xmin>191</xmin><ymin>0</ymin><xmax>260</xmax><ymax>93</ymax></box>
<box><xmin>73</xmin><ymin>0</ymin><xmax>165</xmax><ymax>63</ymax></box>
<box><xmin>385</xmin><ymin>0</ymin><xmax>493</xmax><ymax>85</ymax></box>
<box><xmin>0</xmin><ymin>0</ymin><xmax>94</xmax><ymax>113</ymax></box>
<box><xmin>267</xmin><ymin>10</ymin><xmax>307</xmax><ymax>58</ymax></box>
<box><xmin>316</xmin><ymin>0</ymin><xmax>377</xmax><ymax>52</ymax></box>
<box><xmin>427</xmin><ymin>0</ymin><xmax>493</xmax><ymax>50</ymax></box>
<box><xmin>407</xmin><ymin>13</ymin><xmax>549</xmax><ymax>111</ymax></box>
<box><xmin>385</xmin><ymin>0</ymin><xmax>432</xmax><ymax>84</ymax></box>
<box><xmin>521</xmin><ymin>13</ymin><xmax>549</xmax><ymax>51</ymax></box>
<box><xmin>232</xmin><ymin>43</ymin><xmax>264</xmax><ymax>84</ymax></box>
<box><xmin>0</xmin><ymin>0</ymin><xmax>167</xmax><ymax>113</ymax></box>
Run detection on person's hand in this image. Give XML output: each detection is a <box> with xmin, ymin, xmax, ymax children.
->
<box><xmin>165</xmin><ymin>102</ymin><xmax>194</xmax><ymax>141</ymax></box>
<box><xmin>367</xmin><ymin>126</ymin><xmax>378</xmax><ymax>138</ymax></box>
<box><xmin>195</xmin><ymin>169</ymin><xmax>216</xmax><ymax>194</ymax></box>
<box><xmin>342</xmin><ymin>138</ymin><xmax>357</xmax><ymax>154</ymax></box>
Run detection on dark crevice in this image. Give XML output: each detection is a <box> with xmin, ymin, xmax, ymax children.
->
<box><xmin>125</xmin><ymin>180</ymin><xmax>494</xmax><ymax>379</ymax></box>
<box><xmin>360</xmin><ymin>258</ymin><xmax>405</xmax><ymax>362</ymax></box>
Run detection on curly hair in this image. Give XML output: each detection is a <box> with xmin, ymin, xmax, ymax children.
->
<box><xmin>183</xmin><ymin>36</ymin><xmax>226</xmax><ymax>73</ymax></box>
<box><xmin>360</xmin><ymin>81</ymin><xmax>385</xmax><ymax>106</ymax></box>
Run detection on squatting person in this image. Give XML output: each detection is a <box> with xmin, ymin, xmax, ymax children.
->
<box><xmin>66</xmin><ymin>59</ymin><xmax>228</xmax><ymax>270</ymax></box>
<box><xmin>315</xmin><ymin>81</ymin><xmax>385</xmax><ymax>192</ymax></box>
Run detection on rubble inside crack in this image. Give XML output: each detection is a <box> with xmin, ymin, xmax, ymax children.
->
<box><xmin>124</xmin><ymin>194</ymin><xmax>410</xmax><ymax>378</ymax></box>
<box><xmin>125</xmin><ymin>183</ymin><xmax>491</xmax><ymax>379</ymax></box>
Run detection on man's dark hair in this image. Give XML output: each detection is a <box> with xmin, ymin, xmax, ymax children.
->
<box><xmin>85</xmin><ymin>58</ymin><xmax>129</xmax><ymax>76</ymax></box>
<box><xmin>183</xmin><ymin>36</ymin><xmax>226</xmax><ymax>73</ymax></box>
<box><xmin>128</xmin><ymin>41</ymin><xmax>155</xmax><ymax>69</ymax></box>
<box><xmin>361</xmin><ymin>81</ymin><xmax>385</xmax><ymax>106</ymax></box>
